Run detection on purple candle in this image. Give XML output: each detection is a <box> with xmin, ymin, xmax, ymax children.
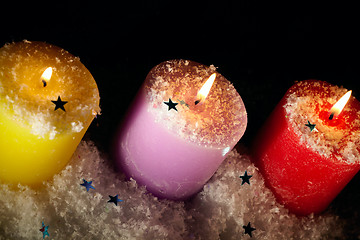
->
<box><xmin>115</xmin><ymin>60</ymin><xmax>247</xmax><ymax>200</ymax></box>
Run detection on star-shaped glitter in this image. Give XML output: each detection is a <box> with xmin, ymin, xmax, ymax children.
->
<box><xmin>51</xmin><ymin>96</ymin><xmax>68</xmax><ymax>112</ymax></box>
<box><xmin>108</xmin><ymin>194</ymin><xmax>123</xmax><ymax>206</ymax></box>
<box><xmin>177</xmin><ymin>99</ymin><xmax>190</xmax><ymax>108</ymax></box>
<box><xmin>164</xmin><ymin>98</ymin><xmax>178</xmax><ymax>111</ymax></box>
<box><xmin>305</xmin><ymin>120</ymin><xmax>317</xmax><ymax>132</ymax></box>
<box><xmin>80</xmin><ymin>179</ymin><xmax>95</xmax><ymax>192</ymax></box>
<box><xmin>240</xmin><ymin>171</ymin><xmax>252</xmax><ymax>185</ymax></box>
<box><xmin>243</xmin><ymin>222</ymin><xmax>256</xmax><ymax>237</ymax></box>
<box><xmin>39</xmin><ymin>221</ymin><xmax>49</xmax><ymax>239</ymax></box>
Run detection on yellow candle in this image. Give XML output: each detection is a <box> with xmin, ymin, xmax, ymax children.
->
<box><xmin>0</xmin><ymin>40</ymin><xmax>100</xmax><ymax>185</ymax></box>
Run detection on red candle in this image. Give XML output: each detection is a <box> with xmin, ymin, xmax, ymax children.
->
<box><xmin>252</xmin><ymin>80</ymin><xmax>360</xmax><ymax>215</ymax></box>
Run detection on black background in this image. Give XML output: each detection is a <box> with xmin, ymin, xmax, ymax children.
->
<box><xmin>1</xmin><ymin>0</ymin><xmax>360</xmax><ymax>237</ymax></box>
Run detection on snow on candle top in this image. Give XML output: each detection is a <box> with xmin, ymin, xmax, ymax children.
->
<box><xmin>144</xmin><ymin>59</ymin><xmax>247</xmax><ymax>147</ymax></box>
<box><xmin>284</xmin><ymin>80</ymin><xmax>360</xmax><ymax>164</ymax></box>
<box><xmin>0</xmin><ymin>41</ymin><xmax>100</xmax><ymax>138</ymax></box>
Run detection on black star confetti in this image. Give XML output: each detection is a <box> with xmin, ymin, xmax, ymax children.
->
<box><xmin>305</xmin><ymin>120</ymin><xmax>316</xmax><ymax>132</ymax></box>
<box><xmin>243</xmin><ymin>222</ymin><xmax>256</xmax><ymax>238</ymax></box>
<box><xmin>51</xmin><ymin>96</ymin><xmax>68</xmax><ymax>112</ymax></box>
<box><xmin>80</xmin><ymin>179</ymin><xmax>95</xmax><ymax>192</ymax></box>
<box><xmin>240</xmin><ymin>171</ymin><xmax>252</xmax><ymax>185</ymax></box>
<box><xmin>164</xmin><ymin>98</ymin><xmax>178</xmax><ymax>111</ymax></box>
<box><xmin>108</xmin><ymin>194</ymin><xmax>123</xmax><ymax>206</ymax></box>
<box><xmin>39</xmin><ymin>221</ymin><xmax>49</xmax><ymax>239</ymax></box>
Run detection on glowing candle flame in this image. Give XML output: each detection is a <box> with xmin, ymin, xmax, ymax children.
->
<box><xmin>195</xmin><ymin>73</ymin><xmax>216</xmax><ymax>105</ymax></box>
<box><xmin>329</xmin><ymin>90</ymin><xmax>352</xmax><ymax>120</ymax></box>
<box><xmin>41</xmin><ymin>67</ymin><xmax>52</xmax><ymax>87</ymax></box>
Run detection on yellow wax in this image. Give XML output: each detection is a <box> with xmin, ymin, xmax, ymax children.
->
<box><xmin>0</xmin><ymin>41</ymin><xmax>100</xmax><ymax>185</ymax></box>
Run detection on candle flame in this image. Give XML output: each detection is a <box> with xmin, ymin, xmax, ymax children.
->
<box><xmin>329</xmin><ymin>90</ymin><xmax>352</xmax><ymax>119</ymax></box>
<box><xmin>41</xmin><ymin>67</ymin><xmax>52</xmax><ymax>87</ymax></box>
<box><xmin>196</xmin><ymin>73</ymin><xmax>216</xmax><ymax>104</ymax></box>
<box><xmin>41</xmin><ymin>67</ymin><xmax>53</xmax><ymax>81</ymax></box>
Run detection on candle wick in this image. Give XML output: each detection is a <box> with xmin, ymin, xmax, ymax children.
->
<box><xmin>194</xmin><ymin>99</ymin><xmax>201</xmax><ymax>105</ymax></box>
<box><xmin>329</xmin><ymin>112</ymin><xmax>335</xmax><ymax>120</ymax></box>
<box><xmin>42</xmin><ymin>79</ymin><xmax>47</xmax><ymax>87</ymax></box>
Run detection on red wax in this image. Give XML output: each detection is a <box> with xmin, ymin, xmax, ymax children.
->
<box><xmin>252</xmin><ymin>80</ymin><xmax>360</xmax><ymax>215</ymax></box>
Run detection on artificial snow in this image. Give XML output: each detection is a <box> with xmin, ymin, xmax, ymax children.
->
<box><xmin>0</xmin><ymin>141</ymin><xmax>346</xmax><ymax>239</ymax></box>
